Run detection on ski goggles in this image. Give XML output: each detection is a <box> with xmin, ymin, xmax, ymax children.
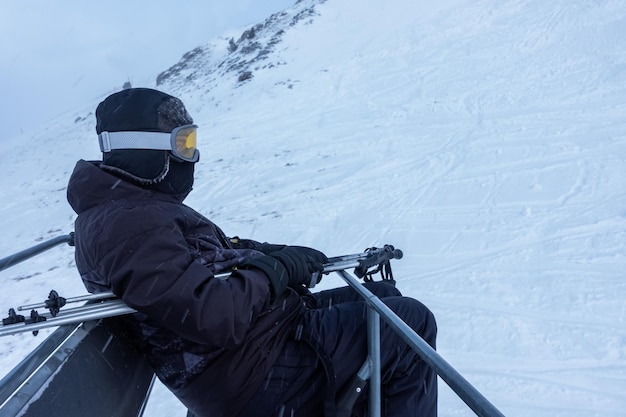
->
<box><xmin>98</xmin><ymin>124</ymin><xmax>199</xmax><ymax>162</ymax></box>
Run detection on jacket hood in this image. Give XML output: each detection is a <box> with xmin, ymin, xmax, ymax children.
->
<box><xmin>67</xmin><ymin>159</ymin><xmax>182</xmax><ymax>215</ymax></box>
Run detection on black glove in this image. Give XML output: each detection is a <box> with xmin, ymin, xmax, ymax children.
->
<box><xmin>269</xmin><ymin>246</ymin><xmax>328</xmax><ymax>287</ymax></box>
<box><xmin>239</xmin><ymin>246</ymin><xmax>328</xmax><ymax>297</ymax></box>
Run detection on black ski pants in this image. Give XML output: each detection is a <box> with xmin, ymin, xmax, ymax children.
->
<box><xmin>239</xmin><ymin>281</ymin><xmax>438</xmax><ymax>417</ymax></box>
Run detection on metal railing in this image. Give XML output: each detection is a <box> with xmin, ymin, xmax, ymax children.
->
<box><xmin>0</xmin><ymin>233</ymin><xmax>74</xmax><ymax>272</ymax></box>
<box><xmin>334</xmin><ymin>269</ymin><xmax>505</xmax><ymax>417</ymax></box>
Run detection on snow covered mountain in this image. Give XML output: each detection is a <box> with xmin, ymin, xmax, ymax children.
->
<box><xmin>1</xmin><ymin>0</ymin><xmax>625</xmax><ymax>416</ymax></box>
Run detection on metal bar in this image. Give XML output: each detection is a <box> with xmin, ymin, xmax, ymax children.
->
<box><xmin>367</xmin><ymin>306</ymin><xmax>381</xmax><ymax>417</ymax></box>
<box><xmin>336</xmin><ymin>270</ymin><xmax>506</xmax><ymax>417</ymax></box>
<box><xmin>326</xmin><ymin>253</ymin><xmax>365</xmax><ymax>264</ymax></box>
<box><xmin>323</xmin><ymin>259</ymin><xmax>361</xmax><ymax>273</ymax></box>
<box><xmin>0</xmin><ymin>234</ymin><xmax>73</xmax><ymax>272</ymax></box>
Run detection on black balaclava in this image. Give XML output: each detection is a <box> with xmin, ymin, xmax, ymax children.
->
<box><xmin>95</xmin><ymin>88</ymin><xmax>197</xmax><ymax>200</ymax></box>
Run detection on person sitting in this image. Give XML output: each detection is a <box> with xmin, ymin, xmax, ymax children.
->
<box><xmin>66</xmin><ymin>88</ymin><xmax>437</xmax><ymax>417</ymax></box>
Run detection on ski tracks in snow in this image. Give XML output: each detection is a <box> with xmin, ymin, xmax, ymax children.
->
<box><xmin>256</xmin><ymin>1</ymin><xmax>626</xmax><ymax>415</ymax></box>
<box><xmin>1</xmin><ymin>0</ymin><xmax>625</xmax><ymax>416</ymax></box>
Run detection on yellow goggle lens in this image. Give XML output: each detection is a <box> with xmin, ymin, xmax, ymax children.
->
<box><xmin>175</xmin><ymin>128</ymin><xmax>197</xmax><ymax>159</ymax></box>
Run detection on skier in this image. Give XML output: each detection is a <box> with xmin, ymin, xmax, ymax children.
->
<box><xmin>66</xmin><ymin>88</ymin><xmax>438</xmax><ymax>417</ymax></box>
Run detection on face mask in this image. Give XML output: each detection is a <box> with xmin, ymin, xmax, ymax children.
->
<box><xmin>146</xmin><ymin>157</ymin><xmax>195</xmax><ymax>201</ymax></box>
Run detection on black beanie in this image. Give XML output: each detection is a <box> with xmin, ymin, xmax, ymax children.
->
<box><xmin>96</xmin><ymin>88</ymin><xmax>194</xmax><ymax>184</ymax></box>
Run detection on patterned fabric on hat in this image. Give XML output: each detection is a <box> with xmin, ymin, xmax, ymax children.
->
<box><xmin>96</xmin><ymin>88</ymin><xmax>193</xmax><ymax>134</ymax></box>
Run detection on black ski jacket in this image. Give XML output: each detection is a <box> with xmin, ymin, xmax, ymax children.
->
<box><xmin>67</xmin><ymin>160</ymin><xmax>304</xmax><ymax>416</ymax></box>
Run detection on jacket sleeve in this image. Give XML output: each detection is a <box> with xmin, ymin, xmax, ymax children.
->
<box><xmin>98</xmin><ymin>223</ymin><xmax>275</xmax><ymax>348</ymax></box>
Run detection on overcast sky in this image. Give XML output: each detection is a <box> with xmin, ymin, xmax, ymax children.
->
<box><xmin>0</xmin><ymin>0</ymin><xmax>294</xmax><ymax>140</ymax></box>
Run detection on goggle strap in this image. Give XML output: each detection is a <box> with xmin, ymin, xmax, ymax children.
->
<box><xmin>98</xmin><ymin>131</ymin><xmax>171</xmax><ymax>153</ymax></box>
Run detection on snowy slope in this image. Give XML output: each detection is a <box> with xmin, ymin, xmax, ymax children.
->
<box><xmin>1</xmin><ymin>0</ymin><xmax>625</xmax><ymax>416</ymax></box>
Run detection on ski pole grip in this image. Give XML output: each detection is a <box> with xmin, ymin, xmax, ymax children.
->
<box><xmin>385</xmin><ymin>245</ymin><xmax>403</xmax><ymax>260</ymax></box>
<box><xmin>354</xmin><ymin>245</ymin><xmax>403</xmax><ymax>278</ymax></box>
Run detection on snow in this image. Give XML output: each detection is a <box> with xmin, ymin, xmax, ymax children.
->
<box><xmin>1</xmin><ymin>0</ymin><xmax>625</xmax><ymax>416</ymax></box>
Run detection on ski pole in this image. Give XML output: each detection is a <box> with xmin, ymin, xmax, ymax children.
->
<box><xmin>326</xmin><ymin>245</ymin><xmax>403</xmax><ymax>268</ymax></box>
<box><xmin>311</xmin><ymin>245</ymin><xmax>403</xmax><ymax>287</ymax></box>
<box><xmin>16</xmin><ymin>290</ymin><xmax>116</xmax><ymax>312</ymax></box>
<box><xmin>1</xmin><ymin>246</ymin><xmax>404</xmax><ymax>337</ymax></box>
<box><xmin>0</xmin><ymin>299</ymin><xmax>135</xmax><ymax>337</ymax></box>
